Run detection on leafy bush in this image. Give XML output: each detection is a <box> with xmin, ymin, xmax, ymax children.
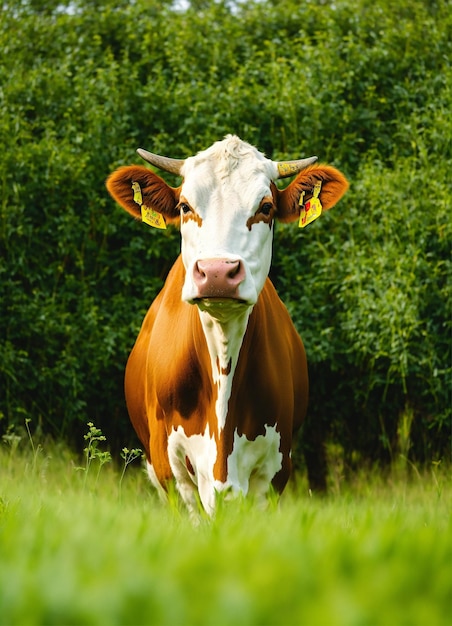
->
<box><xmin>0</xmin><ymin>0</ymin><xmax>450</xmax><ymax>464</ymax></box>
<box><xmin>275</xmin><ymin>155</ymin><xmax>450</xmax><ymax>466</ymax></box>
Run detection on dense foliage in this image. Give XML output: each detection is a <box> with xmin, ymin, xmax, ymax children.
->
<box><xmin>0</xmin><ymin>0</ymin><xmax>450</xmax><ymax>465</ymax></box>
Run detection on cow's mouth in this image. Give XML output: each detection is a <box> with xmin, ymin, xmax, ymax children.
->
<box><xmin>193</xmin><ymin>297</ymin><xmax>250</xmax><ymax>312</ymax></box>
<box><xmin>194</xmin><ymin>297</ymin><xmax>248</xmax><ymax>306</ymax></box>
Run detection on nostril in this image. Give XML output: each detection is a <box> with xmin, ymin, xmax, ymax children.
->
<box><xmin>226</xmin><ymin>260</ymin><xmax>241</xmax><ymax>279</ymax></box>
<box><xmin>194</xmin><ymin>261</ymin><xmax>207</xmax><ymax>281</ymax></box>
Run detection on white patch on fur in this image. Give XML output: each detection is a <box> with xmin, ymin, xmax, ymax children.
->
<box><xmin>167</xmin><ymin>424</ymin><xmax>218</xmax><ymax>516</ymax></box>
<box><xmin>166</xmin><ymin>423</ymin><xmax>282</xmax><ymax>516</ymax></box>
<box><xmin>197</xmin><ymin>303</ymin><xmax>250</xmax><ymax>432</ymax></box>
<box><xmin>222</xmin><ymin>425</ymin><xmax>283</xmax><ymax>499</ymax></box>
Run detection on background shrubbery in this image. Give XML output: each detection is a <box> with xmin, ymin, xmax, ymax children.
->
<box><xmin>0</xmin><ymin>0</ymin><xmax>450</xmax><ymax>466</ymax></box>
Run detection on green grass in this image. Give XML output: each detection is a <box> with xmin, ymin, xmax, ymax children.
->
<box><xmin>0</xmin><ymin>441</ymin><xmax>450</xmax><ymax>626</ymax></box>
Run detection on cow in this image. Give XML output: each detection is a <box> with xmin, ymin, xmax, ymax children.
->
<box><xmin>106</xmin><ymin>135</ymin><xmax>348</xmax><ymax>516</ymax></box>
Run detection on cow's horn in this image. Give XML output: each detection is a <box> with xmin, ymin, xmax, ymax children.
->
<box><xmin>276</xmin><ymin>157</ymin><xmax>318</xmax><ymax>179</ymax></box>
<box><xmin>137</xmin><ymin>148</ymin><xmax>185</xmax><ymax>175</ymax></box>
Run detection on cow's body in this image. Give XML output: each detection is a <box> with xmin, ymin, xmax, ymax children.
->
<box><xmin>125</xmin><ymin>255</ymin><xmax>308</xmax><ymax>514</ymax></box>
<box><xmin>107</xmin><ymin>135</ymin><xmax>348</xmax><ymax>515</ymax></box>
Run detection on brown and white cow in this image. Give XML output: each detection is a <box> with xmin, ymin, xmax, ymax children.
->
<box><xmin>107</xmin><ymin>135</ymin><xmax>348</xmax><ymax>515</ymax></box>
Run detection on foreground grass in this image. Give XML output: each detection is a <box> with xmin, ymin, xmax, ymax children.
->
<box><xmin>0</xmin><ymin>443</ymin><xmax>450</xmax><ymax>626</ymax></box>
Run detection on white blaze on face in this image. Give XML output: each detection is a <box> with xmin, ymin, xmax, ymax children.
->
<box><xmin>179</xmin><ymin>137</ymin><xmax>278</xmax><ymax>305</ymax></box>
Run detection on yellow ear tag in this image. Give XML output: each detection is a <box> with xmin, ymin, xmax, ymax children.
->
<box><xmin>131</xmin><ymin>181</ymin><xmax>166</xmax><ymax>230</ymax></box>
<box><xmin>299</xmin><ymin>181</ymin><xmax>322</xmax><ymax>228</ymax></box>
<box><xmin>131</xmin><ymin>181</ymin><xmax>143</xmax><ymax>205</ymax></box>
<box><xmin>141</xmin><ymin>205</ymin><xmax>166</xmax><ymax>229</ymax></box>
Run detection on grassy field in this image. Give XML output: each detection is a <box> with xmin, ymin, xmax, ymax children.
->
<box><xmin>0</xmin><ymin>437</ymin><xmax>450</xmax><ymax>626</ymax></box>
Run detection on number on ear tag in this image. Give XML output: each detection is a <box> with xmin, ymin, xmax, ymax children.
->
<box><xmin>299</xmin><ymin>181</ymin><xmax>323</xmax><ymax>228</ymax></box>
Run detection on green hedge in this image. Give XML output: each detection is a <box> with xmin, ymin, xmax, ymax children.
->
<box><xmin>0</xmin><ymin>0</ymin><xmax>450</xmax><ymax>464</ymax></box>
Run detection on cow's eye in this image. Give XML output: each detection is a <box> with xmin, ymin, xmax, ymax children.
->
<box><xmin>179</xmin><ymin>202</ymin><xmax>191</xmax><ymax>214</ymax></box>
<box><xmin>260</xmin><ymin>202</ymin><xmax>273</xmax><ymax>216</ymax></box>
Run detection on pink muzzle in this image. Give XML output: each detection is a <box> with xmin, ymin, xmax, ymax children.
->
<box><xmin>192</xmin><ymin>258</ymin><xmax>246</xmax><ymax>299</ymax></box>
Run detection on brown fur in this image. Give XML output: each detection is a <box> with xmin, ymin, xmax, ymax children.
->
<box><xmin>246</xmin><ymin>196</ymin><xmax>275</xmax><ymax>230</ymax></box>
<box><xmin>182</xmin><ymin>211</ymin><xmax>203</xmax><ymax>227</ymax></box>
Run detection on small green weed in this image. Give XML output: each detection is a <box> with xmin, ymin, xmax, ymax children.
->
<box><xmin>119</xmin><ymin>447</ymin><xmax>142</xmax><ymax>497</ymax></box>
<box><xmin>76</xmin><ymin>422</ymin><xmax>112</xmax><ymax>488</ymax></box>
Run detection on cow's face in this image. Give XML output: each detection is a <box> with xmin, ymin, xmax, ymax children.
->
<box><xmin>178</xmin><ymin>140</ymin><xmax>279</xmax><ymax>306</ymax></box>
<box><xmin>106</xmin><ymin>135</ymin><xmax>349</xmax><ymax>310</ymax></box>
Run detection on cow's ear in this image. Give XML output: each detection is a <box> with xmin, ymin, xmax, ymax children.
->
<box><xmin>275</xmin><ymin>165</ymin><xmax>349</xmax><ymax>224</ymax></box>
<box><xmin>106</xmin><ymin>165</ymin><xmax>181</xmax><ymax>222</ymax></box>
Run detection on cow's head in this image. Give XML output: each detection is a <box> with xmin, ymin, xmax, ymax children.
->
<box><xmin>106</xmin><ymin>135</ymin><xmax>348</xmax><ymax>309</ymax></box>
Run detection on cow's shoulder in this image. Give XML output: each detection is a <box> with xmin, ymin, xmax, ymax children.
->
<box><xmin>248</xmin><ymin>277</ymin><xmax>304</xmax><ymax>347</ymax></box>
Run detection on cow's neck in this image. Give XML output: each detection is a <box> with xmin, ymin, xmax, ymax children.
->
<box><xmin>197</xmin><ymin>303</ymin><xmax>252</xmax><ymax>432</ymax></box>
